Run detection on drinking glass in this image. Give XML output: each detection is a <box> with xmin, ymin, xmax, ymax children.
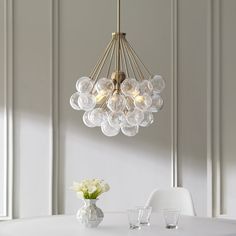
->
<box><xmin>163</xmin><ymin>209</ymin><xmax>180</xmax><ymax>229</ymax></box>
<box><xmin>136</xmin><ymin>206</ymin><xmax>152</xmax><ymax>226</ymax></box>
<box><xmin>127</xmin><ymin>209</ymin><xmax>141</xmax><ymax>230</ymax></box>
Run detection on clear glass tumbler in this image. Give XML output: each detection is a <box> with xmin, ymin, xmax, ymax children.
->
<box><xmin>163</xmin><ymin>209</ymin><xmax>180</xmax><ymax>229</ymax></box>
<box><xmin>127</xmin><ymin>209</ymin><xmax>141</xmax><ymax>230</ymax></box>
<box><xmin>136</xmin><ymin>206</ymin><xmax>152</xmax><ymax>226</ymax></box>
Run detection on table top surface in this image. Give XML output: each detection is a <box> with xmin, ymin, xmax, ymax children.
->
<box><xmin>0</xmin><ymin>213</ymin><xmax>236</xmax><ymax>236</ymax></box>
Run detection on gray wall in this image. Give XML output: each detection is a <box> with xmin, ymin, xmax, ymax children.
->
<box><xmin>0</xmin><ymin>0</ymin><xmax>235</xmax><ymax>220</ymax></box>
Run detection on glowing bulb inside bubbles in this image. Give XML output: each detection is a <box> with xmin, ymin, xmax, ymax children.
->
<box><xmin>134</xmin><ymin>94</ymin><xmax>152</xmax><ymax>111</ymax></box>
<box><xmin>96</xmin><ymin>90</ymin><xmax>108</xmax><ymax>104</ymax></box>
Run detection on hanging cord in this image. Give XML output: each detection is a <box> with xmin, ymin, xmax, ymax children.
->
<box><xmin>117</xmin><ymin>0</ymin><xmax>121</xmax><ymax>73</ymax></box>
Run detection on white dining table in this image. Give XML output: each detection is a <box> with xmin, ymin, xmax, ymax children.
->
<box><xmin>0</xmin><ymin>212</ymin><xmax>236</xmax><ymax>236</ymax></box>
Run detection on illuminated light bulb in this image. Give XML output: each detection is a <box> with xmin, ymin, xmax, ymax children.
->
<box><xmin>134</xmin><ymin>94</ymin><xmax>152</xmax><ymax>111</ymax></box>
<box><xmin>76</xmin><ymin>77</ymin><xmax>93</xmax><ymax>93</ymax></box>
<box><xmin>96</xmin><ymin>90</ymin><xmax>108</xmax><ymax>104</ymax></box>
<box><xmin>131</xmin><ymin>89</ymin><xmax>140</xmax><ymax>98</ymax></box>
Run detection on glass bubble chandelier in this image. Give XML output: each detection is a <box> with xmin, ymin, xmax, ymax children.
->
<box><xmin>70</xmin><ymin>0</ymin><xmax>165</xmax><ymax>137</ymax></box>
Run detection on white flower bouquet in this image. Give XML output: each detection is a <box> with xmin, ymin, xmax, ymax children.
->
<box><xmin>71</xmin><ymin>179</ymin><xmax>110</xmax><ymax>199</ymax></box>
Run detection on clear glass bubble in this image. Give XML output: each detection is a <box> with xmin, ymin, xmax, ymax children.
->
<box><xmin>83</xmin><ymin>111</ymin><xmax>96</xmax><ymax>128</ymax></box>
<box><xmin>134</xmin><ymin>94</ymin><xmax>152</xmax><ymax>111</ymax></box>
<box><xmin>139</xmin><ymin>80</ymin><xmax>153</xmax><ymax>95</ymax></box>
<box><xmin>126</xmin><ymin>109</ymin><xmax>144</xmax><ymax>126</ymax></box>
<box><xmin>121</xmin><ymin>124</ymin><xmax>139</xmax><ymax>137</ymax></box>
<box><xmin>101</xmin><ymin>121</ymin><xmax>120</xmax><ymax>137</ymax></box>
<box><xmin>70</xmin><ymin>92</ymin><xmax>81</xmax><ymax>110</ymax></box>
<box><xmin>140</xmin><ymin>112</ymin><xmax>154</xmax><ymax>127</ymax></box>
<box><xmin>126</xmin><ymin>97</ymin><xmax>135</xmax><ymax>111</ymax></box>
<box><xmin>151</xmin><ymin>75</ymin><xmax>165</xmax><ymax>94</ymax></box>
<box><xmin>108</xmin><ymin>111</ymin><xmax>126</xmax><ymax>129</ymax></box>
<box><xmin>107</xmin><ymin>94</ymin><xmax>126</xmax><ymax>112</ymax></box>
<box><xmin>149</xmin><ymin>94</ymin><xmax>164</xmax><ymax>112</ymax></box>
<box><xmin>78</xmin><ymin>93</ymin><xmax>96</xmax><ymax>111</ymax></box>
<box><xmin>121</xmin><ymin>78</ymin><xmax>139</xmax><ymax>97</ymax></box>
<box><xmin>76</xmin><ymin>76</ymin><xmax>93</xmax><ymax>93</ymax></box>
<box><xmin>89</xmin><ymin>108</ymin><xmax>105</xmax><ymax>126</ymax></box>
<box><xmin>96</xmin><ymin>78</ymin><xmax>114</xmax><ymax>95</ymax></box>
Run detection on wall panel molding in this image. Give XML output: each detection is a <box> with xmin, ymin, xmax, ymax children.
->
<box><xmin>207</xmin><ymin>0</ymin><xmax>223</xmax><ymax>218</ymax></box>
<box><xmin>0</xmin><ymin>0</ymin><xmax>13</xmax><ymax>221</ymax></box>
<box><xmin>50</xmin><ymin>0</ymin><xmax>60</xmax><ymax>215</ymax></box>
<box><xmin>206</xmin><ymin>0</ymin><xmax>213</xmax><ymax>218</ymax></box>
<box><xmin>171</xmin><ymin>0</ymin><xmax>178</xmax><ymax>188</ymax></box>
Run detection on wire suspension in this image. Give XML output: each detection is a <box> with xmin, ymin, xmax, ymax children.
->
<box><xmin>89</xmin><ymin>38</ymin><xmax>114</xmax><ymax>79</ymax></box>
<box><xmin>88</xmin><ymin>0</ymin><xmax>153</xmax><ymax>90</ymax></box>
<box><xmin>124</xmin><ymin>38</ymin><xmax>153</xmax><ymax>77</ymax></box>
<box><xmin>122</xmin><ymin>38</ymin><xmax>140</xmax><ymax>80</ymax></box>
<box><xmin>124</xmin><ymin>39</ymin><xmax>145</xmax><ymax>80</ymax></box>
<box><xmin>106</xmin><ymin>39</ymin><xmax>117</xmax><ymax>78</ymax></box>
<box><xmin>90</xmin><ymin>39</ymin><xmax>115</xmax><ymax>91</ymax></box>
<box><xmin>120</xmin><ymin>38</ymin><xmax>129</xmax><ymax>77</ymax></box>
<box><xmin>117</xmin><ymin>0</ymin><xmax>121</xmax><ymax>72</ymax></box>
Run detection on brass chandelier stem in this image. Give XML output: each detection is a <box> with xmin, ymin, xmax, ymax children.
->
<box><xmin>117</xmin><ymin>0</ymin><xmax>121</xmax><ymax>34</ymax></box>
<box><xmin>116</xmin><ymin>0</ymin><xmax>121</xmax><ymax>89</ymax></box>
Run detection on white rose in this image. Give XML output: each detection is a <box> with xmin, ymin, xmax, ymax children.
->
<box><xmin>87</xmin><ymin>185</ymin><xmax>97</xmax><ymax>194</ymax></box>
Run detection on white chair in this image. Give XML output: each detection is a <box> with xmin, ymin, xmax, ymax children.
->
<box><xmin>145</xmin><ymin>187</ymin><xmax>196</xmax><ymax>216</ymax></box>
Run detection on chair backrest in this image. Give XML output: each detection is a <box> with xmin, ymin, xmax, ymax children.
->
<box><xmin>146</xmin><ymin>187</ymin><xmax>196</xmax><ymax>216</ymax></box>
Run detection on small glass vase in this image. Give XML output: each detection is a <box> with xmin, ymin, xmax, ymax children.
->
<box><xmin>76</xmin><ymin>199</ymin><xmax>104</xmax><ymax>228</ymax></box>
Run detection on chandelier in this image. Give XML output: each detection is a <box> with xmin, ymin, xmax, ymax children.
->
<box><xmin>70</xmin><ymin>0</ymin><xmax>165</xmax><ymax>137</ymax></box>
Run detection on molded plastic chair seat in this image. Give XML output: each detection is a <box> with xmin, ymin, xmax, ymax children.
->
<box><xmin>146</xmin><ymin>187</ymin><xmax>196</xmax><ymax>216</ymax></box>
